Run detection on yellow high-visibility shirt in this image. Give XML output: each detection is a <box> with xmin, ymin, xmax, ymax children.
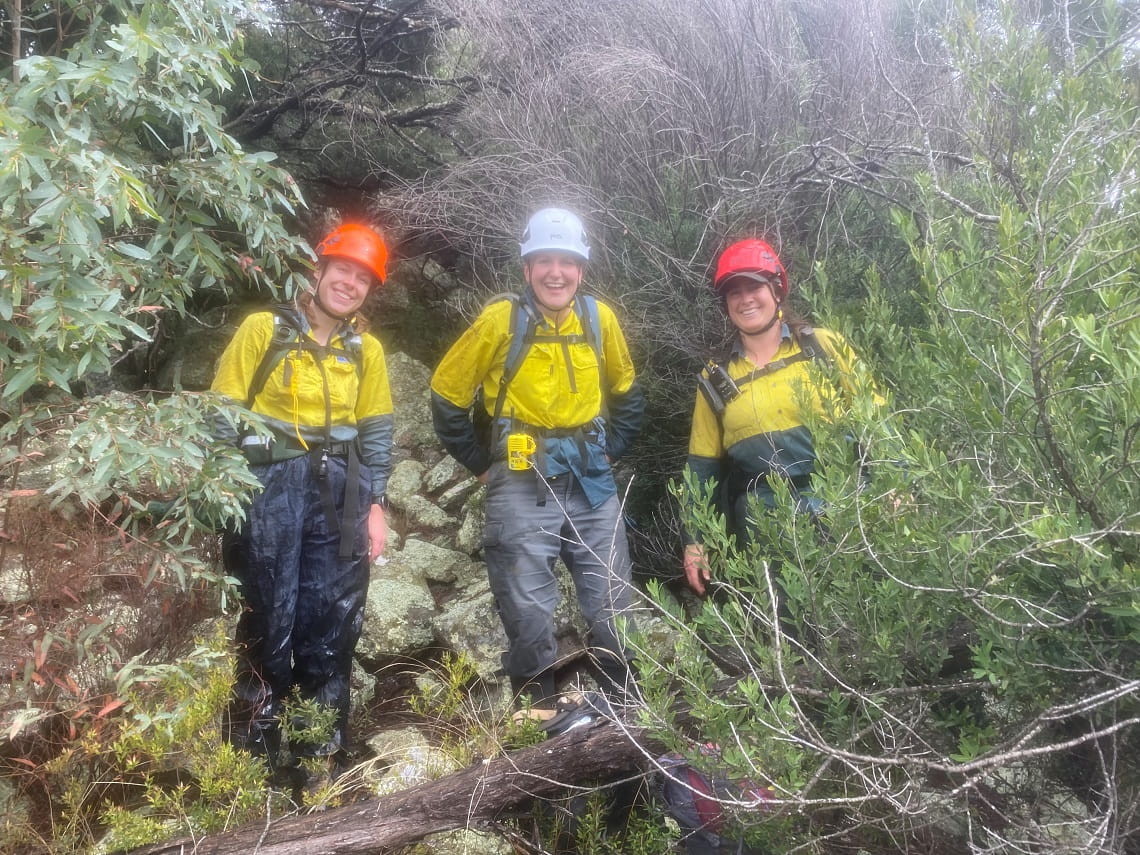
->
<box><xmin>212</xmin><ymin>310</ymin><xmax>393</xmax><ymax>444</ymax></box>
<box><xmin>430</xmin><ymin>296</ymin><xmax>636</xmax><ymax>428</ymax></box>
<box><xmin>688</xmin><ymin>326</ymin><xmax>869</xmax><ymax>479</ymax></box>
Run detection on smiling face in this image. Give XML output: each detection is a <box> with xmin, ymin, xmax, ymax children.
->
<box><xmin>313</xmin><ymin>257</ymin><xmax>374</xmax><ymax>318</ymax></box>
<box><xmin>524</xmin><ymin>250</ymin><xmax>583</xmax><ymax>319</ymax></box>
<box><xmin>722</xmin><ymin>275</ymin><xmax>781</xmax><ymax>335</ymax></box>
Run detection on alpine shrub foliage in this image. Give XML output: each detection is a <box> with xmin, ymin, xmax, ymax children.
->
<box><xmin>652</xmin><ymin>6</ymin><xmax>1140</xmax><ymax>852</ymax></box>
<box><xmin>0</xmin><ymin>0</ymin><xmax>306</xmax><ymax>808</ymax></box>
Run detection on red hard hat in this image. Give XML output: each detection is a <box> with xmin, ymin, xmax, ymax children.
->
<box><xmin>315</xmin><ymin>223</ymin><xmax>388</xmax><ymax>285</ymax></box>
<box><xmin>712</xmin><ymin>239</ymin><xmax>787</xmax><ymax>299</ymax></box>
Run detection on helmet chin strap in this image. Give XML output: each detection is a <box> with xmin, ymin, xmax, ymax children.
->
<box><xmin>309</xmin><ymin>270</ymin><xmax>355</xmax><ymax>324</ymax></box>
<box><xmin>311</xmin><ymin>287</ymin><xmax>354</xmax><ymax>322</ymax></box>
<box><xmin>730</xmin><ymin>281</ymin><xmax>783</xmax><ymax>337</ymax></box>
<box><xmin>747</xmin><ymin>304</ymin><xmax>783</xmax><ymax>336</ymax></box>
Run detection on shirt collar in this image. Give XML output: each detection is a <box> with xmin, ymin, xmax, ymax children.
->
<box><xmin>522</xmin><ymin>286</ymin><xmax>581</xmax><ymax>330</ymax></box>
<box><xmin>729</xmin><ymin>322</ymin><xmax>792</xmax><ymax>359</ymax></box>
<box><xmin>292</xmin><ymin>301</ymin><xmax>355</xmax><ymax>343</ymax></box>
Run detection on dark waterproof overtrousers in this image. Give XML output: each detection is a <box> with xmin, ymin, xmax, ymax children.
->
<box><xmin>223</xmin><ymin>452</ymin><xmax>371</xmax><ymax>761</ymax></box>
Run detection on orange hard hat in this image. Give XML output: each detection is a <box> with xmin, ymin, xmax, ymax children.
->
<box><xmin>315</xmin><ymin>223</ymin><xmax>388</xmax><ymax>285</ymax></box>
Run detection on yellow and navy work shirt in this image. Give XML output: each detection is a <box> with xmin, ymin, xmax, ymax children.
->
<box><xmin>430</xmin><ymin>290</ymin><xmax>645</xmax><ymax>507</ymax></box>
<box><xmin>685</xmin><ymin>325</ymin><xmax>864</xmax><ymax>507</ymax></box>
<box><xmin>211</xmin><ymin>307</ymin><xmax>394</xmax><ymax>499</ymax></box>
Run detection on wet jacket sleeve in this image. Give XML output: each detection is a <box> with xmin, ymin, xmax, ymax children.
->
<box><xmin>209</xmin><ymin>312</ymin><xmax>274</xmax><ymax>445</ymax></box>
<box><xmin>430</xmin><ymin>309</ymin><xmax>504</xmax><ymax>477</ymax></box>
<box><xmin>358</xmin><ymin>414</ymin><xmax>393</xmax><ymax>500</ymax></box>
<box><xmin>597</xmin><ymin>302</ymin><xmax>644</xmax><ymax>460</ymax></box>
<box><xmin>356</xmin><ymin>334</ymin><xmax>395</xmax><ymax>501</ymax></box>
<box><xmin>605</xmin><ymin>381</ymin><xmax>645</xmax><ymax>461</ymax></box>
<box><xmin>431</xmin><ymin>391</ymin><xmax>491</xmax><ymax>477</ymax></box>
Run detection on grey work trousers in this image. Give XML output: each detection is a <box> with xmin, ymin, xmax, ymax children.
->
<box><xmin>482</xmin><ymin>462</ymin><xmax>635</xmax><ymax>692</ymax></box>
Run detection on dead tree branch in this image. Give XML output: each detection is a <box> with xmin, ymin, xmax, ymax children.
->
<box><xmin>129</xmin><ymin>720</ymin><xmax>654</xmax><ymax>855</ymax></box>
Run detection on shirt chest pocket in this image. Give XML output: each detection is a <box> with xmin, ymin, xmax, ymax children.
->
<box><xmin>538</xmin><ymin>338</ymin><xmax>598</xmax><ymax>391</ymax></box>
<box><xmin>323</xmin><ymin>354</ymin><xmax>360</xmax><ymax>415</ymax></box>
<box><xmin>568</xmin><ymin>340</ymin><xmax>600</xmax><ymax>378</ymax></box>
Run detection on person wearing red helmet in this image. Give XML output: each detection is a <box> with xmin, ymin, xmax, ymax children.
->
<box><xmin>683</xmin><ymin>238</ymin><xmax>874</xmax><ymax>596</ymax></box>
<box><xmin>211</xmin><ymin>222</ymin><xmax>394</xmax><ymax>777</ymax></box>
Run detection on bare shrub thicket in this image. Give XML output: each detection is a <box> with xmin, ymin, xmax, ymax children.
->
<box><xmin>384</xmin><ymin>0</ymin><xmax>957</xmax><ymax>276</ymax></box>
<box><xmin>228</xmin><ymin>0</ymin><xmax>479</xmax><ymax>199</ymax></box>
<box><xmin>375</xmin><ymin>0</ymin><xmax>963</xmax><ymax>549</ymax></box>
<box><xmin>374</xmin><ymin>1</ymin><xmax>1140</xmax><ymax>852</ymax></box>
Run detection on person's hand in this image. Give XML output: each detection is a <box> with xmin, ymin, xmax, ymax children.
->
<box><xmin>683</xmin><ymin>543</ymin><xmax>711</xmax><ymax>595</ymax></box>
<box><xmin>368</xmin><ymin>503</ymin><xmax>388</xmax><ymax>561</ymax></box>
<box><xmin>884</xmin><ymin>489</ymin><xmax>914</xmax><ymax>513</ymax></box>
<box><xmin>477</xmin><ymin>470</ymin><xmax>490</xmax><ymax>485</ymax></box>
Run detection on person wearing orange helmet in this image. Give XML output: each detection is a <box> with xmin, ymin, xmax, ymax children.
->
<box><xmin>682</xmin><ymin>238</ymin><xmax>875</xmax><ymax>597</ymax></box>
<box><xmin>211</xmin><ymin>222</ymin><xmax>394</xmax><ymax>774</ymax></box>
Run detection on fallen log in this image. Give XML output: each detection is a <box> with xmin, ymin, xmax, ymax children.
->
<box><xmin>130</xmin><ymin>718</ymin><xmax>655</xmax><ymax>855</ymax></box>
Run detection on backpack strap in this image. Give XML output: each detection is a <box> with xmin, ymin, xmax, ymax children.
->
<box><xmin>492</xmin><ymin>294</ymin><xmax>541</xmax><ymax>424</ymax></box>
<box><xmin>791</xmin><ymin>325</ymin><xmax>830</xmax><ymax>367</ymax></box>
<box><xmin>699</xmin><ymin>326</ymin><xmax>832</xmax><ymax>418</ymax></box>
<box><xmin>696</xmin><ymin>358</ymin><xmax>735</xmax><ymax>418</ymax></box>
<box><xmin>243</xmin><ymin>304</ymin><xmax>364</xmax><ymax>409</ymax></box>
<box><xmin>245</xmin><ymin>305</ymin><xmax>302</xmax><ymax>409</ymax></box>
<box><xmin>574</xmin><ymin>293</ymin><xmax>606</xmax><ymax>395</ymax></box>
<box><xmin>733</xmin><ymin>350</ymin><xmax>813</xmax><ymax>388</ymax></box>
<box><xmin>491</xmin><ymin>292</ymin><xmax>606</xmax><ymax>422</ymax></box>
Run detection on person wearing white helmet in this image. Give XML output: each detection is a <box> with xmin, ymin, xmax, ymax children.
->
<box><xmin>430</xmin><ymin>206</ymin><xmax>645</xmax><ymax>714</ymax></box>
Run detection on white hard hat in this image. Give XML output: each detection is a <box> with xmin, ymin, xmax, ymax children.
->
<box><xmin>519</xmin><ymin>207</ymin><xmax>590</xmax><ymax>262</ymax></box>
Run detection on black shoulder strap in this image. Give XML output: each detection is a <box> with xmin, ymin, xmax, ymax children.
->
<box><xmin>735</xmin><ymin>326</ymin><xmax>831</xmax><ymax>388</ymax></box>
<box><xmin>700</xmin><ymin>326</ymin><xmax>832</xmax><ymax>419</ymax></box>
<box><xmin>338</xmin><ymin>328</ymin><xmax>365</xmax><ymax>382</ymax></box>
<box><xmin>696</xmin><ymin>358</ymin><xmax>732</xmax><ymax>417</ymax></box>
<box><xmin>245</xmin><ymin>304</ymin><xmax>303</xmax><ymax>408</ymax></box>
<box><xmin>793</xmin><ymin>325</ymin><xmax>831</xmax><ymax>367</ymax></box>
<box><xmin>243</xmin><ymin>304</ymin><xmax>365</xmax><ymax>409</ymax></box>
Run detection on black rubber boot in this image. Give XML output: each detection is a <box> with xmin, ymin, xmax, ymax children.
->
<box><xmin>510</xmin><ymin>671</ymin><xmax>558</xmax><ymax>708</ymax></box>
<box><xmin>226</xmin><ymin>716</ymin><xmax>283</xmax><ymax>773</ymax></box>
<box><xmin>590</xmin><ymin>650</ymin><xmax>634</xmax><ymax>704</ymax></box>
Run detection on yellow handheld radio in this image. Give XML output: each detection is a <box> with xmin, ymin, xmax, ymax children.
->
<box><xmin>507</xmin><ymin>432</ymin><xmax>537</xmax><ymax>470</ymax></box>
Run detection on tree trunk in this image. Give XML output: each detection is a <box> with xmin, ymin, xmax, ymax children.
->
<box><xmin>130</xmin><ymin>719</ymin><xmax>654</xmax><ymax>855</ymax></box>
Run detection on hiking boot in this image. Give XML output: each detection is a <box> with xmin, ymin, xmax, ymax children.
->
<box><xmin>539</xmin><ymin>692</ymin><xmax>614</xmax><ymax>737</ymax></box>
<box><xmin>295</xmin><ymin>755</ymin><xmax>336</xmax><ymax>809</ymax></box>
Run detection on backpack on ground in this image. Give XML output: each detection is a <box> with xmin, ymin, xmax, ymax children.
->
<box><xmin>656</xmin><ymin>747</ymin><xmax>775</xmax><ymax>855</ymax></box>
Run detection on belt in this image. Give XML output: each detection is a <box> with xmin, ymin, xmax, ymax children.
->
<box><xmin>240</xmin><ymin>435</ymin><xmax>356</xmax><ymax>463</ymax></box>
<box><xmin>539</xmin><ymin>425</ymin><xmax>601</xmax><ymax>442</ymax></box>
<box><xmin>241</xmin><ymin>436</ymin><xmax>362</xmax><ymax>560</ymax></box>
